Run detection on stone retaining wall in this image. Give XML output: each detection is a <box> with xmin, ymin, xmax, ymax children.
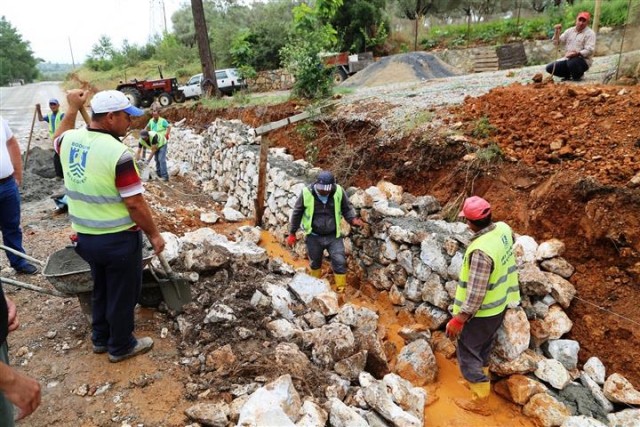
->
<box><xmin>247</xmin><ymin>69</ymin><xmax>295</xmax><ymax>93</ymax></box>
<box><xmin>434</xmin><ymin>28</ymin><xmax>626</xmax><ymax>73</ymax></box>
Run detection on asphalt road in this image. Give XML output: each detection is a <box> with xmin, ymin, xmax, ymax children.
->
<box><xmin>0</xmin><ymin>81</ymin><xmax>67</xmax><ymax>149</ymax></box>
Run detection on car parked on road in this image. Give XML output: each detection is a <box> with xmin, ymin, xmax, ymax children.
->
<box><xmin>179</xmin><ymin>68</ymin><xmax>247</xmax><ymax>99</ymax></box>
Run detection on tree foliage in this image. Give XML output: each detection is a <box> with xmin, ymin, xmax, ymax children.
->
<box><xmin>281</xmin><ymin>0</ymin><xmax>343</xmax><ymax>100</ymax></box>
<box><xmin>332</xmin><ymin>0</ymin><xmax>390</xmax><ymax>53</ymax></box>
<box><xmin>0</xmin><ymin>17</ymin><xmax>39</xmax><ymax>85</ymax></box>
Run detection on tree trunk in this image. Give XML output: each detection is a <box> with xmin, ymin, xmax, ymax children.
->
<box><xmin>414</xmin><ymin>16</ymin><xmax>418</xmax><ymax>51</ymax></box>
<box><xmin>191</xmin><ymin>0</ymin><xmax>218</xmax><ymax>97</ymax></box>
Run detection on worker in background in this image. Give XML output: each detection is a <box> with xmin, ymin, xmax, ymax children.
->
<box><xmin>546</xmin><ymin>11</ymin><xmax>596</xmax><ymax>82</ymax></box>
<box><xmin>137</xmin><ymin>130</ymin><xmax>169</xmax><ymax>182</ymax></box>
<box><xmin>54</xmin><ymin>89</ymin><xmax>165</xmax><ymax>363</ymax></box>
<box><xmin>36</xmin><ymin>99</ymin><xmax>68</xmax><ymax>214</ymax></box>
<box><xmin>142</xmin><ymin>109</ymin><xmax>171</xmax><ymax>161</ymax></box>
<box><xmin>446</xmin><ymin>196</ymin><xmax>520</xmax><ymax>415</ymax></box>
<box><xmin>287</xmin><ymin>171</ymin><xmax>363</xmax><ymax>293</ymax></box>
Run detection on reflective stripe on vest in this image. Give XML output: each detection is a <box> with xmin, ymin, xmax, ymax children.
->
<box><xmin>301</xmin><ymin>185</ymin><xmax>344</xmax><ymax>238</ymax></box>
<box><xmin>47</xmin><ymin>112</ymin><xmax>63</xmax><ymax>138</ymax></box>
<box><xmin>139</xmin><ymin>131</ymin><xmax>166</xmax><ymax>150</ymax></box>
<box><xmin>453</xmin><ymin>222</ymin><xmax>520</xmax><ymax>317</ymax></box>
<box><xmin>60</xmin><ymin>129</ymin><xmax>135</xmax><ymax>235</ymax></box>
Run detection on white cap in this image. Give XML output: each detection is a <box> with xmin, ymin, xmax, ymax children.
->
<box><xmin>90</xmin><ymin>90</ymin><xmax>144</xmax><ymax>116</ymax></box>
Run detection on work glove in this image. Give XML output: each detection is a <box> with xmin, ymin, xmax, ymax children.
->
<box><xmin>445</xmin><ymin>316</ymin><xmax>465</xmax><ymax>339</ymax></box>
<box><xmin>351</xmin><ymin>218</ymin><xmax>364</xmax><ymax>227</ymax></box>
<box><xmin>286</xmin><ymin>234</ymin><xmax>297</xmax><ymax>247</ymax></box>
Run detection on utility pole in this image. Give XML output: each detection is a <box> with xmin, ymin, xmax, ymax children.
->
<box><xmin>191</xmin><ymin>0</ymin><xmax>219</xmax><ymax>97</ymax></box>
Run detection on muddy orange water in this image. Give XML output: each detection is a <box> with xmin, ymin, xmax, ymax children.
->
<box><xmin>261</xmin><ymin>232</ymin><xmax>535</xmax><ymax>427</ymax></box>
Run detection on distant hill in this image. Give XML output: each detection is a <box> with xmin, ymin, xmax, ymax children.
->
<box><xmin>37</xmin><ymin>62</ymin><xmax>75</xmax><ymax>80</ymax></box>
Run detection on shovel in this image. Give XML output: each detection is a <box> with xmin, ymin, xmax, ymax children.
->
<box><xmin>157</xmin><ymin>253</ymin><xmax>191</xmax><ymax>313</ymax></box>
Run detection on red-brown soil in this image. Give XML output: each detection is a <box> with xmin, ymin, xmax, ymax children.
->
<box><xmin>155</xmin><ymin>82</ymin><xmax>640</xmax><ymax>388</ymax></box>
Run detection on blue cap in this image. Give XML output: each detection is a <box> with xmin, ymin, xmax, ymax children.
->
<box><xmin>49</xmin><ymin>98</ymin><xmax>59</xmax><ymax>105</ymax></box>
<box><xmin>315</xmin><ymin>171</ymin><xmax>335</xmax><ymax>192</ymax></box>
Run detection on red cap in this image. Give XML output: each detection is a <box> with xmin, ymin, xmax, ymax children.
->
<box><xmin>577</xmin><ymin>11</ymin><xmax>591</xmax><ymax>21</ymax></box>
<box><xmin>458</xmin><ymin>196</ymin><xmax>491</xmax><ymax>221</ymax></box>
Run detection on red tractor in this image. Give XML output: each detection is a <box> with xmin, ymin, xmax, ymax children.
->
<box><xmin>116</xmin><ymin>68</ymin><xmax>185</xmax><ymax>108</ymax></box>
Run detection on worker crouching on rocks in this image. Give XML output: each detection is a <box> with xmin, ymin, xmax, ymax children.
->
<box><xmin>137</xmin><ymin>129</ymin><xmax>169</xmax><ymax>182</ymax></box>
<box><xmin>287</xmin><ymin>171</ymin><xmax>363</xmax><ymax>293</ymax></box>
<box><xmin>446</xmin><ymin>196</ymin><xmax>520</xmax><ymax>415</ymax></box>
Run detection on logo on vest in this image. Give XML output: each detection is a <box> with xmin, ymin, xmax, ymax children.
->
<box><xmin>68</xmin><ymin>142</ymin><xmax>89</xmax><ymax>183</ymax></box>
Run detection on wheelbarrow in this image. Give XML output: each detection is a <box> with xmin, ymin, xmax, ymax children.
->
<box><xmin>0</xmin><ymin>243</ymin><xmax>192</xmax><ymax>318</ymax></box>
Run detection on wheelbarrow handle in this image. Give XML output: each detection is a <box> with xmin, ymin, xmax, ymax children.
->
<box><xmin>0</xmin><ymin>277</ymin><xmax>69</xmax><ymax>298</ymax></box>
<box><xmin>0</xmin><ymin>244</ymin><xmax>45</xmax><ymax>267</ymax></box>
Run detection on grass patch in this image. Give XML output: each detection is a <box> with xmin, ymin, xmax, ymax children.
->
<box><xmin>471</xmin><ymin>116</ymin><xmax>496</xmax><ymax>139</ymax></box>
<box><xmin>476</xmin><ymin>142</ymin><xmax>504</xmax><ymax>164</ymax></box>
<box><xmin>404</xmin><ymin>110</ymin><xmax>434</xmax><ymax>133</ymax></box>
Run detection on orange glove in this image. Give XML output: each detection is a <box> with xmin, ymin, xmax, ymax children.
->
<box><xmin>446</xmin><ymin>316</ymin><xmax>465</xmax><ymax>339</ymax></box>
<box><xmin>286</xmin><ymin>234</ymin><xmax>297</xmax><ymax>246</ymax></box>
<box><xmin>351</xmin><ymin>218</ymin><xmax>364</xmax><ymax>227</ymax></box>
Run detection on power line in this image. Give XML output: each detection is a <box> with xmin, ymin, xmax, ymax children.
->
<box><xmin>572</xmin><ymin>295</ymin><xmax>640</xmax><ymax>328</ymax></box>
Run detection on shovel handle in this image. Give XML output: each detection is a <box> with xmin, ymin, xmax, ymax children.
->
<box><xmin>157</xmin><ymin>253</ymin><xmax>183</xmax><ymax>299</ymax></box>
<box><xmin>0</xmin><ymin>244</ymin><xmax>45</xmax><ymax>266</ymax></box>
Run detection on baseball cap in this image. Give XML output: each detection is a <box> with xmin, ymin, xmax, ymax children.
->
<box><xmin>90</xmin><ymin>90</ymin><xmax>144</xmax><ymax>116</ymax></box>
<box><xmin>140</xmin><ymin>130</ymin><xmax>149</xmax><ymax>138</ymax></box>
<box><xmin>577</xmin><ymin>11</ymin><xmax>590</xmax><ymax>21</ymax></box>
<box><xmin>315</xmin><ymin>170</ymin><xmax>335</xmax><ymax>192</ymax></box>
<box><xmin>49</xmin><ymin>98</ymin><xmax>59</xmax><ymax>105</ymax></box>
<box><xmin>458</xmin><ymin>196</ymin><xmax>491</xmax><ymax>221</ymax></box>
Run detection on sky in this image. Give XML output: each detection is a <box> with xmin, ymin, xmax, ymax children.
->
<box><xmin>1</xmin><ymin>0</ymin><xmax>186</xmax><ymax>64</ymax></box>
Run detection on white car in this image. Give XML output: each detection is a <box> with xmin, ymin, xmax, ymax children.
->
<box><xmin>178</xmin><ymin>68</ymin><xmax>247</xmax><ymax>98</ymax></box>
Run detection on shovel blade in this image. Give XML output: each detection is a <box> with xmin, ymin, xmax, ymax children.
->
<box><xmin>158</xmin><ymin>277</ymin><xmax>191</xmax><ymax>313</ymax></box>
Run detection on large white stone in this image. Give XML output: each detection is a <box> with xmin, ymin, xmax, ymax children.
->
<box><xmin>603</xmin><ymin>373</ymin><xmax>640</xmax><ymax>405</ymax></box>
<box><xmin>535</xmin><ymin>358</ymin><xmax>572</xmax><ymax>390</ymax></box>
<box><xmin>583</xmin><ymin>356</ymin><xmax>606</xmax><ymax>385</ymax></box>
<box><xmin>237</xmin><ymin>375</ymin><xmax>301</xmax><ymax>426</ymax></box>
<box><xmin>395</xmin><ymin>339</ymin><xmax>437</xmax><ymax>386</ymax></box>
<box><xmin>492</xmin><ymin>307</ymin><xmax>530</xmax><ymax>362</ymax></box>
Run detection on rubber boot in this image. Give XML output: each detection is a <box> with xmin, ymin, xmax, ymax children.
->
<box><xmin>309</xmin><ymin>268</ymin><xmax>322</xmax><ymax>279</ymax></box>
<box><xmin>453</xmin><ymin>381</ymin><xmax>491</xmax><ymax>416</ymax></box>
<box><xmin>334</xmin><ymin>273</ymin><xmax>347</xmax><ymax>293</ymax></box>
<box><xmin>482</xmin><ymin>367</ymin><xmax>490</xmax><ymax>378</ymax></box>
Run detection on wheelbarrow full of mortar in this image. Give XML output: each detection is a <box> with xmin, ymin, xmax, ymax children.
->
<box><xmin>0</xmin><ymin>243</ymin><xmax>188</xmax><ymax>318</ymax></box>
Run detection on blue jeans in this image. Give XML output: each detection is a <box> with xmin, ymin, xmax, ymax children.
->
<box><xmin>0</xmin><ymin>177</ymin><xmax>30</xmax><ymax>270</ymax></box>
<box><xmin>155</xmin><ymin>145</ymin><xmax>168</xmax><ymax>180</ymax></box>
<box><xmin>75</xmin><ymin>230</ymin><xmax>143</xmax><ymax>356</ymax></box>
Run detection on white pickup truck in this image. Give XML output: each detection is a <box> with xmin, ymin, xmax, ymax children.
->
<box><xmin>178</xmin><ymin>68</ymin><xmax>247</xmax><ymax>98</ymax></box>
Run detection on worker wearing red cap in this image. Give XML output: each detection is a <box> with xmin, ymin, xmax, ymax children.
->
<box><xmin>546</xmin><ymin>11</ymin><xmax>596</xmax><ymax>81</ymax></box>
<box><xmin>287</xmin><ymin>171</ymin><xmax>363</xmax><ymax>293</ymax></box>
<box><xmin>446</xmin><ymin>196</ymin><xmax>520</xmax><ymax>415</ymax></box>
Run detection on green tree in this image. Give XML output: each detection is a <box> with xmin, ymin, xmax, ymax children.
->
<box><xmin>0</xmin><ymin>16</ymin><xmax>39</xmax><ymax>85</ymax></box>
<box><xmin>332</xmin><ymin>0</ymin><xmax>389</xmax><ymax>53</ymax></box>
<box><xmin>281</xmin><ymin>0</ymin><xmax>343</xmax><ymax>99</ymax></box>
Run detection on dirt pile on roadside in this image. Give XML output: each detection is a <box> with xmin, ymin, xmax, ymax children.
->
<box><xmin>341</xmin><ymin>52</ymin><xmax>460</xmax><ymax>88</ymax></box>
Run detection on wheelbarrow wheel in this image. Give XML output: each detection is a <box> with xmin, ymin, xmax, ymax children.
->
<box><xmin>139</xmin><ymin>287</ymin><xmax>163</xmax><ymax>308</ymax></box>
<box><xmin>77</xmin><ymin>292</ymin><xmax>93</xmax><ymax>324</ymax></box>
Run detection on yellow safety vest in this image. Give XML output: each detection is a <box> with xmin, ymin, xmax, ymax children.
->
<box><xmin>301</xmin><ymin>185</ymin><xmax>344</xmax><ymax>238</ymax></box>
<box><xmin>60</xmin><ymin>129</ymin><xmax>135</xmax><ymax>234</ymax></box>
<box><xmin>453</xmin><ymin>222</ymin><xmax>520</xmax><ymax>317</ymax></box>
<box><xmin>47</xmin><ymin>112</ymin><xmax>63</xmax><ymax>138</ymax></box>
<box><xmin>147</xmin><ymin>118</ymin><xmax>169</xmax><ymax>137</ymax></box>
<box><xmin>139</xmin><ymin>131</ymin><xmax>166</xmax><ymax>150</ymax></box>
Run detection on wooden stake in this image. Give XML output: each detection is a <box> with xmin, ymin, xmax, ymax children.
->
<box><xmin>254</xmin><ymin>136</ymin><xmax>269</xmax><ymax>227</ymax></box>
<box><xmin>22</xmin><ymin>107</ymin><xmax>37</xmax><ymax>170</ymax></box>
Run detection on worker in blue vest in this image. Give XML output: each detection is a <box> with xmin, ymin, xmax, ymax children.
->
<box><xmin>446</xmin><ymin>196</ymin><xmax>520</xmax><ymax>415</ymax></box>
<box><xmin>36</xmin><ymin>98</ymin><xmax>68</xmax><ymax>214</ymax></box>
<box><xmin>287</xmin><ymin>171</ymin><xmax>363</xmax><ymax>293</ymax></box>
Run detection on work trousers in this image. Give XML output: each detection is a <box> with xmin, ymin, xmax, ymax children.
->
<box><xmin>0</xmin><ymin>341</ymin><xmax>15</xmax><ymax>426</ymax></box>
<box><xmin>0</xmin><ymin>177</ymin><xmax>30</xmax><ymax>271</ymax></box>
<box><xmin>155</xmin><ymin>145</ymin><xmax>168</xmax><ymax>180</ymax></box>
<box><xmin>76</xmin><ymin>230</ymin><xmax>142</xmax><ymax>356</ymax></box>
<box><xmin>545</xmin><ymin>57</ymin><xmax>589</xmax><ymax>81</ymax></box>
<box><xmin>456</xmin><ymin>310</ymin><xmax>506</xmax><ymax>383</ymax></box>
<box><xmin>305</xmin><ymin>233</ymin><xmax>347</xmax><ymax>274</ymax></box>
